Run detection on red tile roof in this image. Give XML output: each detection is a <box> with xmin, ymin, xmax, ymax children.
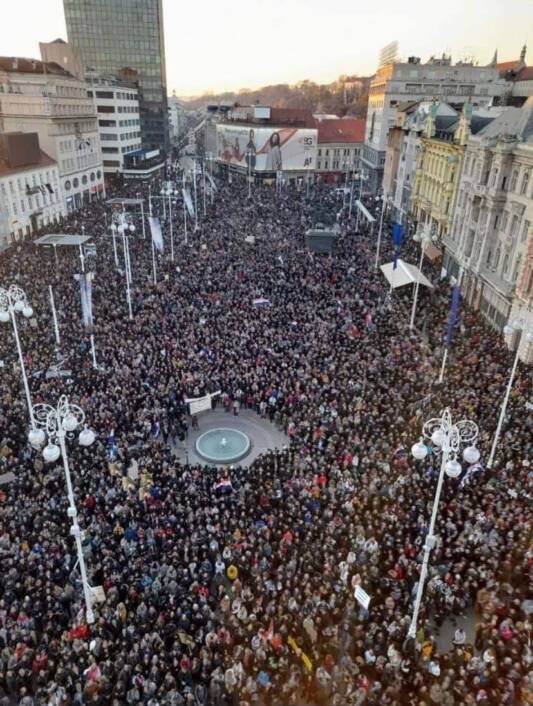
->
<box><xmin>317</xmin><ymin>118</ymin><xmax>366</xmax><ymax>144</ymax></box>
<box><xmin>496</xmin><ymin>60</ymin><xmax>522</xmax><ymax>76</ymax></box>
<box><xmin>0</xmin><ymin>150</ymin><xmax>56</xmax><ymax>177</ymax></box>
<box><xmin>515</xmin><ymin>66</ymin><xmax>533</xmax><ymax>81</ymax></box>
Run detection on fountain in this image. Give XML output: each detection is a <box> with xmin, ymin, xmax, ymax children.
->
<box><xmin>195</xmin><ymin>427</ymin><xmax>251</xmax><ymax>464</ymax></box>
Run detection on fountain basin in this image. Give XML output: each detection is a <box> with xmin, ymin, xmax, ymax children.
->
<box><xmin>195</xmin><ymin>427</ymin><xmax>251</xmax><ymax>464</ymax></box>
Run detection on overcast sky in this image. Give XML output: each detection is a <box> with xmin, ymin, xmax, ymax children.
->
<box><xmin>0</xmin><ymin>0</ymin><xmax>531</xmax><ymax>96</ymax></box>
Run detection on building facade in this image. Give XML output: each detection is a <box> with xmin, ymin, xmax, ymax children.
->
<box><xmin>87</xmin><ymin>74</ymin><xmax>142</xmax><ymax>175</ymax></box>
<box><xmin>0</xmin><ymin>132</ymin><xmax>65</xmax><ymax>245</ymax></box>
<box><xmin>316</xmin><ymin>118</ymin><xmax>365</xmax><ymax>183</ymax></box>
<box><xmin>363</xmin><ymin>53</ymin><xmax>509</xmax><ymax>194</ymax></box>
<box><xmin>0</xmin><ymin>57</ymin><xmax>104</xmax><ymax>213</ymax></box>
<box><xmin>411</xmin><ymin>103</ymin><xmax>500</xmax><ymax>240</ymax></box>
<box><xmin>64</xmin><ymin>0</ymin><xmax>169</xmax><ymax>152</ymax></box>
<box><xmin>443</xmin><ymin>101</ymin><xmax>533</xmax><ymax>350</ymax></box>
<box><xmin>168</xmin><ymin>94</ymin><xmax>185</xmax><ymax>145</ymax></box>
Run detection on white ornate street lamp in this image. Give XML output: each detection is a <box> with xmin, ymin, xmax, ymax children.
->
<box><xmin>487</xmin><ymin>316</ymin><xmax>533</xmax><ymax>468</ymax></box>
<box><xmin>409</xmin><ymin>224</ymin><xmax>436</xmax><ymax>330</ymax></box>
<box><xmin>408</xmin><ymin>408</ymin><xmax>480</xmax><ymax>639</ymax></box>
<box><xmin>0</xmin><ymin>285</ymin><xmax>35</xmax><ymax>425</ymax></box>
<box><xmin>30</xmin><ymin>395</ymin><xmax>97</xmax><ymax>624</ymax></box>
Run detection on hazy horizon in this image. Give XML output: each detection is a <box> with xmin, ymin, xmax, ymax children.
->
<box><xmin>0</xmin><ymin>0</ymin><xmax>531</xmax><ymax>96</ymax></box>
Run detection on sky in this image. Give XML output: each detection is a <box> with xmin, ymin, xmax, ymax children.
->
<box><xmin>0</xmin><ymin>0</ymin><xmax>531</xmax><ymax>97</ymax></box>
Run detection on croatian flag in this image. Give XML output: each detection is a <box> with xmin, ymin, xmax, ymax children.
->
<box><xmin>108</xmin><ymin>429</ymin><xmax>118</xmax><ymax>462</ymax></box>
<box><xmin>252</xmin><ymin>297</ymin><xmax>272</xmax><ymax>308</ymax></box>
<box><xmin>215</xmin><ymin>478</ymin><xmax>233</xmax><ymax>493</ymax></box>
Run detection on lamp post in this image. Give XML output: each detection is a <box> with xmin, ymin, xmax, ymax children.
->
<box><xmin>409</xmin><ymin>224</ymin><xmax>435</xmax><ymax>330</ymax></box>
<box><xmin>354</xmin><ymin>171</ymin><xmax>367</xmax><ymax>232</ymax></box>
<box><xmin>246</xmin><ymin>149</ymin><xmax>253</xmax><ymax>199</ymax></box>
<box><xmin>374</xmin><ymin>192</ymin><xmax>391</xmax><ymax>271</ymax></box>
<box><xmin>0</xmin><ymin>284</ymin><xmax>35</xmax><ymax>426</ymax></box>
<box><xmin>111</xmin><ymin>210</ymin><xmax>134</xmax><ymax>320</ymax></box>
<box><xmin>29</xmin><ymin>395</ymin><xmax>97</xmax><ymax>624</ymax></box>
<box><xmin>161</xmin><ymin>184</ymin><xmax>176</xmax><ymax>262</ymax></box>
<box><xmin>487</xmin><ymin>316</ymin><xmax>533</xmax><ymax>468</ymax></box>
<box><xmin>408</xmin><ymin>409</ymin><xmax>480</xmax><ymax>639</ymax></box>
<box><xmin>193</xmin><ymin>161</ymin><xmax>199</xmax><ymax>230</ymax></box>
<box><xmin>109</xmin><ymin>223</ymin><xmax>119</xmax><ymax>268</ymax></box>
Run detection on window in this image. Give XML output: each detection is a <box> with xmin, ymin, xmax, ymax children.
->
<box><xmin>64</xmin><ymin>180</ymin><xmax>71</xmax><ymax>191</ymax></box>
<box><xmin>82</xmin><ymin>175</ymin><xmax>88</xmax><ymax>185</ymax></box>
<box><xmin>520</xmin><ymin>170</ymin><xmax>529</xmax><ymax>195</ymax></box>
<box><xmin>521</xmin><ymin>220</ymin><xmax>530</xmax><ymax>242</ymax></box>
<box><xmin>510</xmin><ymin>170</ymin><xmax>518</xmax><ymax>191</ymax></box>
<box><xmin>73</xmin><ymin>178</ymin><xmax>79</xmax><ymax>188</ymax></box>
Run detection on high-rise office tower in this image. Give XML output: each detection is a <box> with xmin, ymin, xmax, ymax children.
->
<box><xmin>63</xmin><ymin>0</ymin><xmax>169</xmax><ymax>152</ymax></box>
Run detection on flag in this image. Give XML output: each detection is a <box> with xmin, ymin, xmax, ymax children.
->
<box><xmin>182</xmin><ymin>188</ymin><xmax>195</xmax><ymax>218</ymax></box>
<box><xmin>107</xmin><ymin>430</ymin><xmax>118</xmax><ymax>462</ymax></box>
<box><xmin>151</xmin><ymin>419</ymin><xmax>161</xmax><ymax>438</ymax></box>
<box><xmin>148</xmin><ymin>216</ymin><xmax>163</xmax><ymax>253</ymax></box>
<box><xmin>252</xmin><ymin>297</ymin><xmax>272</xmax><ymax>308</ymax></box>
<box><xmin>206</xmin><ymin>173</ymin><xmax>218</xmax><ymax>193</ymax></box>
<box><xmin>75</xmin><ymin>272</ymin><xmax>94</xmax><ymax>328</ymax></box>
<box><xmin>392</xmin><ymin>223</ymin><xmax>404</xmax><ymax>247</ymax></box>
<box><xmin>215</xmin><ymin>478</ymin><xmax>233</xmax><ymax>493</ymax></box>
<box><xmin>459</xmin><ymin>463</ymin><xmax>483</xmax><ymax>488</ymax></box>
<box><xmin>445</xmin><ymin>285</ymin><xmax>461</xmax><ymax>347</ymax></box>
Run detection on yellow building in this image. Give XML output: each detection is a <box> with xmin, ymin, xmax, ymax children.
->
<box><xmin>411</xmin><ymin>102</ymin><xmax>471</xmax><ymax>239</ymax></box>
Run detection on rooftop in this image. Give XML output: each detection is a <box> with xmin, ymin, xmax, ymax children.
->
<box><xmin>0</xmin><ymin>56</ymin><xmax>74</xmax><ymax>78</ymax></box>
<box><xmin>317</xmin><ymin>118</ymin><xmax>366</xmax><ymax>143</ymax></box>
<box><xmin>0</xmin><ymin>149</ymin><xmax>56</xmax><ymax>178</ymax></box>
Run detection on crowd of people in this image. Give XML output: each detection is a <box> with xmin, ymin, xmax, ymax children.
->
<box><xmin>0</xmin><ymin>166</ymin><xmax>531</xmax><ymax>706</ymax></box>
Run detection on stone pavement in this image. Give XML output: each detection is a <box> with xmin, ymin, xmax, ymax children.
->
<box><xmin>172</xmin><ymin>408</ymin><xmax>289</xmax><ymax>467</ymax></box>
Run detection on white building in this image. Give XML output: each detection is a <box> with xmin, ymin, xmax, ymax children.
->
<box><xmin>87</xmin><ymin>74</ymin><xmax>142</xmax><ymax>175</ymax></box>
<box><xmin>0</xmin><ymin>57</ymin><xmax>104</xmax><ymax>213</ymax></box>
<box><xmin>363</xmin><ymin>53</ymin><xmax>510</xmax><ymax>193</ymax></box>
<box><xmin>168</xmin><ymin>94</ymin><xmax>184</xmax><ymax>144</ymax></box>
<box><xmin>444</xmin><ymin>101</ymin><xmax>533</xmax><ymax>352</ymax></box>
<box><xmin>0</xmin><ymin>132</ymin><xmax>65</xmax><ymax>245</ymax></box>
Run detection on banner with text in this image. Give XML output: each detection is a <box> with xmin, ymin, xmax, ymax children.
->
<box><xmin>216</xmin><ymin>125</ymin><xmax>317</xmax><ymax>171</ymax></box>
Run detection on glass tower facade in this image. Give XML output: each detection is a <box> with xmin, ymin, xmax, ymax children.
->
<box><xmin>64</xmin><ymin>0</ymin><xmax>169</xmax><ymax>152</ymax></box>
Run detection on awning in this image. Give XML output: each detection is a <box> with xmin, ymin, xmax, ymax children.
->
<box><xmin>35</xmin><ymin>233</ymin><xmax>92</xmax><ymax>247</ymax></box>
<box><xmin>424</xmin><ymin>243</ymin><xmax>442</xmax><ymax>262</ymax></box>
<box><xmin>380</xmin><ymin>259</ymin><xmax>434</xmax><ymax>289</ymax></box>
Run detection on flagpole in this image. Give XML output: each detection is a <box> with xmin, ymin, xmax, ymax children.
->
<box><xmin>439</xmin><ymin>268</ymin><xmax>463</xmax><ymax>383</ymax></box>
<box><xmin>49</xmin><ymin>285</ymin><xmax>60</xmax><ymax>346</ymax></box>
<box><xmin>148</xmin><ymin>188</ymin><xmax>157</xmax><ymax>285</ymax></box>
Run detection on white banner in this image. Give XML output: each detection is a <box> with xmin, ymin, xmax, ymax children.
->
<box><xmin>148</xmin><ymin>216</ymin><xmax>163</xmax><ymax>253</ymax></box>
<box><xmin>75</xmin><ymin>272</ymin><xmax>95</xmax><ymax>328</ymax></box>
<box><xmin>185</xmin><ymin>391</ymin><xmax>221</xmax><ymax>416</ymax></box>
<box><xmin>206</xmin><ymin>172</ymin><xmax>218</xmax><ymax>193</ymax></box>
<box><xmin>182</xmin><ymin>188</ymin><xmax>195</xmax><ymax>219</ymax></box>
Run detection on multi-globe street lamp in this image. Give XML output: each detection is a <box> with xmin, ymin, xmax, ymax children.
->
<box><xmin>111</xmin><ymin>211</ymin><xmax>135</xmax><ymax>320</ymax></box>
<box><xmin>408</xmin><ymin>408</ymin><xmax>480</xmax><ymax>639</ymax></box>
<box><xmin>29</xmin><ymin>395</ymin><xmax>97</xmax><ymax>624</ymax></box>
<box><xmin>0</xmin><ymin>284</ymin><xmax>35</xmax><ymax>425</ymax></box>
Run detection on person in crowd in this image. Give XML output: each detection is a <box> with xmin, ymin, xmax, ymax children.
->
<box><xmin>0</xmin><ymin>166</ymin><xmax>530</xmax><ymax>706</ymax></box>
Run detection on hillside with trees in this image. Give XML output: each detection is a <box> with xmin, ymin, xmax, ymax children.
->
<box><xmin>182</xmin><ymin>75</ymin><xmax>371</xmax><ymax>118</ymax></box>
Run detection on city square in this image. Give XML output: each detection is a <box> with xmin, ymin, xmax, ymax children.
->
<box><xmin>0</xmin><ymin>2</ymin><xmax>532</xmax><ymax>706</ymax></box>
